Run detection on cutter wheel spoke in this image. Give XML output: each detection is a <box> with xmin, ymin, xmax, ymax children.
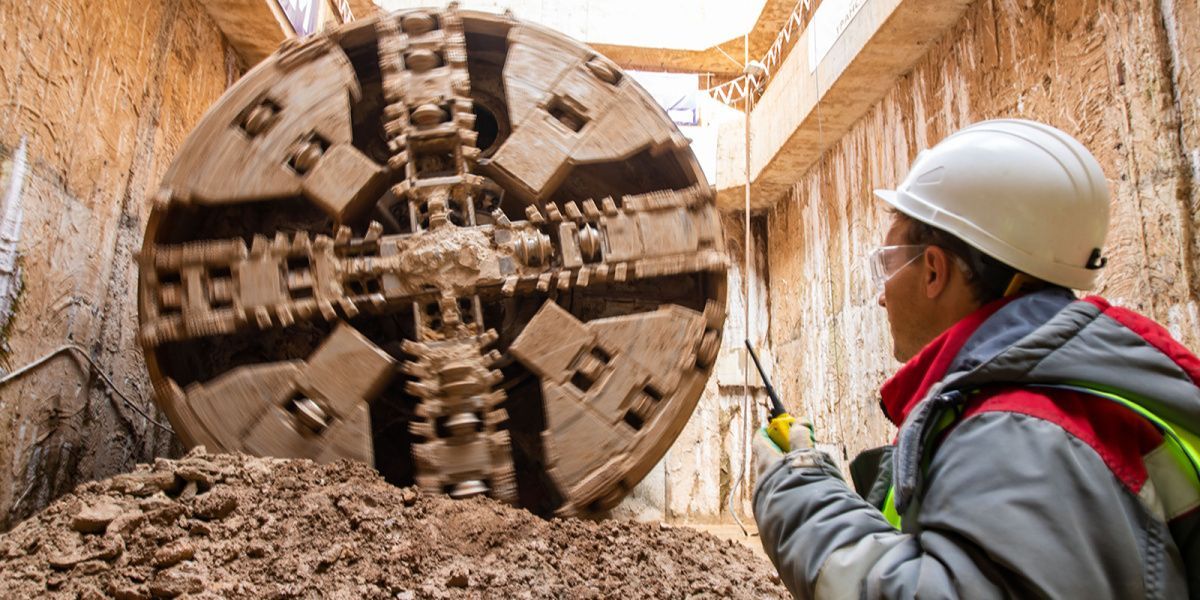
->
<box><xmin>139</xmin><ymin>7</ymin><xmax>727</xmax><ymax>516</ymax></box>
<box><xmin>139</xmin><ymin>187</ymin><xmax>724</xmax><ymax>346</ymax></box>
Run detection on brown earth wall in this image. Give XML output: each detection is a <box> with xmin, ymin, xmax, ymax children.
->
<box><xmin>767</xmin><ymin>0</ymin><xmax>1200</xmax><ymax>465</ymax></box>
<box><xmin>0</xmin><ymin>0</ymin><xmax>238</xmax><ymax>529</ymax></box>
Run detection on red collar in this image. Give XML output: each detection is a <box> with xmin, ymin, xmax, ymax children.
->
<box><xmin>879</xmin><ymin>297</ymin><xmax>1018</xmax><ymax>426</ymax></box>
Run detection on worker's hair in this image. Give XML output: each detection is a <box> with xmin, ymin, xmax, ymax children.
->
<box><xmin>895</xmin><ymin>212</ymin><xmax>1019</xmax><ymax>304</ymax></box>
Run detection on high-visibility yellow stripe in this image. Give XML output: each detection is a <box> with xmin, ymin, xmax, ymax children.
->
<box><xmin>882</xmin><ymin>486</ymin><xmax>902</xmax><ymax>529</ymax></box>
<box><xmin>878</xmin><ymin>382</ymin><xmax>1200</xmax><ymax>530</ymax></box>
<box><xmin>1041</xmin><ymin>383</ymin><xmax>1200</xmax><ymax>492</ymax></box>
<box><xmin>881</xmin><ymin>408</ymin><xmax>959</xmax><ymax>529</ymax></box>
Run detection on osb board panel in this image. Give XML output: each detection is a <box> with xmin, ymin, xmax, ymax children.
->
<box><xmin>767</xmin><ymin>0</ymin><xmax>1200</xmax><ymax>464</ymax></box>
<box><xmin>0</xmin><ymin>0</ymin><xmax>234</xmax><ymax>528</ymax></box>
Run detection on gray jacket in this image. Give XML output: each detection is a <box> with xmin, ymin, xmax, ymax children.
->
<box><xmin>754</xmin><ymin>288</ymin><xmax>1200</xmax><ymax>598</ymax></box>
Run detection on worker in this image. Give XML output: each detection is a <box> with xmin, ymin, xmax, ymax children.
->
<box><xmin>752</xmin><ymin>119</ymin><xmax>1199</xmax><ymax>598</ymax></box>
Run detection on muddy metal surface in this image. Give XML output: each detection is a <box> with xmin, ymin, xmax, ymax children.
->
<box><xmin>0</xmin><ymin>449</ymin><xmax>785</xmax><ymax>599</ymax></box>
<box><xmin>137</xmin><ymin>7</ymin><xmax>726</xmax><ymax>518</ymax></box>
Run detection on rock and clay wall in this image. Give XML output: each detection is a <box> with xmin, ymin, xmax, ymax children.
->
<box><xmin>0</xmin><ymin>0</ymin><xmax>238</xmax><ymax>529</ymax></box>
<box><xmin>768</xmin><ymin>0</ymin><xmax>1200</xmax><ymax>466</ymax></box>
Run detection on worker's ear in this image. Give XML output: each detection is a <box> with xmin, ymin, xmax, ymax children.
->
<box><xmin>922</xmin><ymin>246</ymin><xmax>953</xmax><ymax>299</ymax></box>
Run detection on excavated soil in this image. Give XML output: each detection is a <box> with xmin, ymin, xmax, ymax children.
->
<box><xmin>0</xmin><ymin>449</ymin><xmax>786</xmax><ymax>599</ymax></box>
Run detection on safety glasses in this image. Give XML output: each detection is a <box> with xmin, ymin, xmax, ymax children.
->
<box><xmin>867</xmin><ymin>244</ymin><xmax>927</xmax><ymax>292</ymax></box>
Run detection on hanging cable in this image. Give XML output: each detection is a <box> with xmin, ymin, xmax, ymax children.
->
<box><xmin>723</xmin><ymin>0</ymin><xmax>831</xmax><ymax>538</ymax></box>
<box><xmin>727</xmin><ymin>31</ymin><xmax>758</xmax><ymax>537</ymax></box>
<box><xmin>0</xmin><ymin>344</ymin><xmax>174</xmax><ymax>434</ymax></box>
<box><xmin>714</xmin><ymin>43</ymin><xmax>748</xmax><ymax>72</ymax></box>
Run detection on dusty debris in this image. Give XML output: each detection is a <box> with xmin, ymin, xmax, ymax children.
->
<box><xmin>0</xmin><ymin>450</ymin><xmax>786</xmax><ymax>599</ymax></box>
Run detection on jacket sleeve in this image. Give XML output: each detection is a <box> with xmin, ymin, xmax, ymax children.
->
<box><xmin>753</xmin><ymin>411</ymin><xmax>1170</xmax><ymax>599</ymax></box>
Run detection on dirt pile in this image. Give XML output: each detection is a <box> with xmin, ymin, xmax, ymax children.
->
<box><xmin>0</xmin><ymin>448</ymin><xmax>786</xmax><ymax>598</ymax></box>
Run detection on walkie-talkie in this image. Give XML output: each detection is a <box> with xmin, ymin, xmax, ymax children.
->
<box><xmin>744</xmin><ymin>339</ymin><xmax>812</xmax><ymax>451</ymax></box>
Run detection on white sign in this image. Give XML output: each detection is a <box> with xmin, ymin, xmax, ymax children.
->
<box><xmin>808</xmin><ymin>0</ymin><xmax>869</xmax><ymax>73</ymax></box>
<box><xmin>333</xmin><ymin>0</ymin><xmax>353</xmax><ymax>22</ymax></box>
<box><xmin>278</xmin><ymin>0</ymin><xmax>320</xmax><ymax>37</ymax></box>
<box><xmin>630</xmin><ymin>71</ymin><xmax>702</xmax><ymax>127</ymax></box>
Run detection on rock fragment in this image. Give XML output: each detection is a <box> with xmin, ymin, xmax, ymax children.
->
<box><xmin>245</xmin><ymin>541</ymin><xmax>268</xmax><ymax>558</ymax></box>
<box><xmin>110</xmin><ymin>583</ymin><xmax>151</xmax><ymax>600</ymax></box>
<box><xmin>138</xmin><ymin>493</ymin><xmax>176</xmax><ymax>513</ymax></box>
<box><xmin>49</xmin><ymin>536</ymin><xmax>124</xmax><ymax>570</ymax></box>
<box><xmin>110</xmin><ymin>470</ymin><xmax>178</xmax><ymax>497</ymax></box>
<box><xmin>144</xmin><ymin>504</ymin><xmax>186</xmax><ymax>526</ymax></box>
<box><xmin>192</xmin><ymin>488</ymin><xmax>237</xmax><ymax>520</ymax></box>
<box><xmin>152</xmin><ymin>540</ymin><xmax>194</xmax><ymax>569</ymax></box>
<box><xmin>177</xmin><ymin>481</ymin><xmax>198</xmax><ymax>501</ymax></box>
<box><xmin>400</xmin><ymin>487</ymin><xmax>419</xmax><ymax>506</ymax></box>
<box><xmin>148</xmin><ymin>562</ymin><xmax>206</xmax><ymax>598</ymax></box>
<box><xmin>71</xmin><ymin>500</ymin><xmax>125</xmax><ymax>534</ymax></box>
<box><xmin>446</xmin><ymin>570</ymin><xmax>470</xmax><ymax>588</ymax></box>
<box><xmin>175</xmin><ymin>464</ymin><xmax>217</xmax><ymax>488</ymax></box>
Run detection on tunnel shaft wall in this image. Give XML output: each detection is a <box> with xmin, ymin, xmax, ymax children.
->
<box><xmin>0</xmin><ymin>0</ymin><xmax>239</xmax><ymax>528</ymax></box>
<box><xmin>767</xmin><ymin>0</ymin><xmax>1200</xmax><ymax>465</ymax></box>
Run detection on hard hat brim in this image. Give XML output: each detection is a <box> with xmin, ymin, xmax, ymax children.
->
<box><xmin>872</xmin><ymin>187</ymin><xmax>1097</xmax><ymax>290</ymax></box>
<box><xmin>871</xmin><ymin>119</ymin><xmax>1110</xmax><ymax>291</ymax></box>
<box><xmin>873</xmin><ymin>189</ymin><xmax>907</xmax><ymax>216</ymax></box>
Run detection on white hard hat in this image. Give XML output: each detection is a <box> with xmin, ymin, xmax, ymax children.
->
<box><xmin>874</xmin><ymin>119</ymin><xmax>1111</xmax><ymax>290</ymax></box>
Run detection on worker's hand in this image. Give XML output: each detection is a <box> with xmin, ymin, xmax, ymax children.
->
<box><xmin>753</xmin><ymin>420</ymin><xmax>840</xmax><ymax>480</ymax></box>
<box><xmin>790</xmin><ymin>418</ymin><xmax>816</xmax><ymax>451</ymax></box>
<box><xmin>752</xmin><ymin>427</ymin><xmax>786</xmax><ymax>479</ymax></box>
<box><xmin>766</xmin><ymin>413</ymin><xmax>816</xmax><ymax>452</ymax></box>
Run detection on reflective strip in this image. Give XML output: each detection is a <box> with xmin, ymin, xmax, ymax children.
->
<box><xmin>882</xmin><ymin>408</ymin><xmax>957</xmax><ymax>530</ymax></box>
<box><xmin>1039</xmin><ymin>383</ymin><xmax>1200</xmax><ymax>488</ymax></box>
<box><xmin>882</xmin><ymin>486</ymin><xmax>902</xmax><ymax>529</ymax></box>
<box><xmin>1144</xmin><ymin>442</ymin><xmax>1200</xmax><ymax>520</ymax></box>
<box><xmin>883</xmin><ymin>383</ymin><xmax>1200</xmax><ymax>530</ymax></box>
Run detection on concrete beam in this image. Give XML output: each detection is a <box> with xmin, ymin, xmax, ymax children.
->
<box><xmin>201</xmin><ymin>0</ymin><xmax>369</xmax><ymax>67</ymax></box>
<box><xmin>200</xmin><ymin>1</ymin><xmax>289</xmax><ymax>66</ymax></box>
<box><xmin>588</xmin><ymin>44</ymin><xmax>744</xmax><ymax>80</ymax></box>
<box><xmin>378</xmin><ymin>0</ymin><xmax>766</xmax><ymax>50</ymax></box>
<box><xmin>590</xmin><ymin>0</ymin><xmax>800</xmax><ymax>78</ymax></box>
<box><xmin>714</xmin><ymin>0</ymin><xmax>973</xmax><ymax>211</ymax></box>
<box><xmin>377</xmin><ymin>0</ymin><xmax>795</xmax><ymax>78</ymax></box>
